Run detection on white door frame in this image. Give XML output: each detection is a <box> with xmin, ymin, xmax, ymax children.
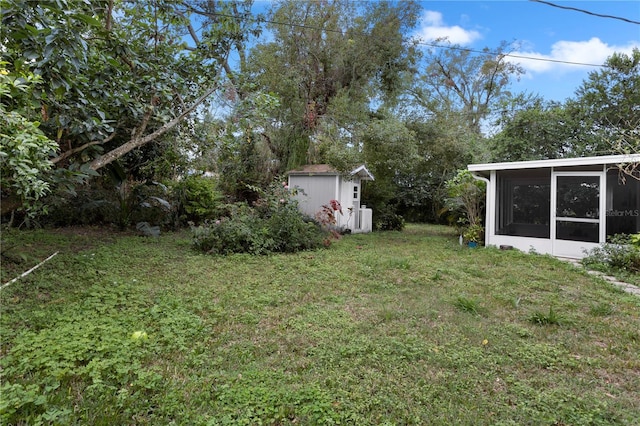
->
<box><xmin>551</xmin><ymin>171</ymin><xmax>605</xmax><ymax>258</ymax></box>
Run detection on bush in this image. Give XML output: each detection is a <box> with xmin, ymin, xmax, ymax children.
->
<box><xmin>192</xmin><ymin>204</ymin><xmax>273</xmax><ymax>255</ymax></box>
<box><xmin>267</xmin><ymin>203</ymin><xmax>325</xmax><ymax>253</ymax></box>
<box><xmin>171</xmin><ymin>176</ymin><xmax>222</xmax><ymax>225</ymax></box>
<box><xmin>191</xmin><ymin>180</ymin><xmax>328</xmax><ymax>255</ymax></box>
<box><xmin>374</xmin><ymin>207</ymin><xmax>405</xmax><ymax>231</ymax></box>
<box><xmin>37</xmin><ymin>178</ymin><xmax>172</xmax><ymax>230</ymax></box>
<box><xmin>442</xmin><ymin>169</ymin><xmax>485</xmax><ymax>235</ymax></box>
<box><xmin>582</xmin><ymin>234</ymin><xmax>640</xmax><ymax>273</ymax></box>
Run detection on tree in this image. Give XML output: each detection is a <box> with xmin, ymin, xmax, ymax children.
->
<box><xmin>247</xmin><ymin>0</ymin><xmax>421</xmax><ymax>172</ymax></box>
<box><xmin>1</xmin><ymin>0</ymin><xmax>263</xmax><ymax>216</ymax></box>
<box><xmin>361</xmin><ymin>114</ymin><xmax>419</xmax><ymax>227</ymax></box>
<box><xmin>395</xmin><ymin>115</ymin><xmax>476</xmax><ymax>222</ymax></box>
<box><xmin>490</xmin><ymin>94</ymin><xmax>579</xmax><ymax>161</ymax></box>
<box><xmin>569</xmin><ymin>48</ymin><xmax>640</xmax><ymax>157</ymax></box>
<box><xmin>1</xmin><ymin>0</ymin><xmax>258</xmax><ymax>174</ymax></box>
<box><xmin>412</xmin><ymin>40</ymin><xmax>525</xmax><ymax>135</ymax></box>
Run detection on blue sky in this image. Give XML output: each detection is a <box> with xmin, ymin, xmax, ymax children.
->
<box><xmin>409</xmin><ymin>0</ymin><xmax>640</xmax><ymax>102</ymax></box>
<box><xmin>252</xmin><ymin>1</ymin><xmax>639</xmax><ymax>103</ymax></box>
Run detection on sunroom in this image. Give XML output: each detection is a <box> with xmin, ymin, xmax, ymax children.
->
<box><xmin>468</xmin><ymin>154</ymin><xmax>640</xmax><ymax>259</ymax></box>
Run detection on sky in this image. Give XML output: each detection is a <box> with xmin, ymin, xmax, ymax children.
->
<box><xmin>408</xmin><ymin>0</ymin><xmax>640</xmax><ymax>103</ymax></box>
<box><xmin>252</xmin><ymin>0</ymin><xmax>640</xmax><ymax>104</ymax></box>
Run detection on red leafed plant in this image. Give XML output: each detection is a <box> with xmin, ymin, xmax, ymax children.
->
<box><xmin>329</xmin><ymin>199</ymin><xmax>342</xmax><ymax>214</ymax></box>
<box><xmin>315</xmin><ymin>200</ymin><xmax>344</xmax><ymax>246</ymax></box>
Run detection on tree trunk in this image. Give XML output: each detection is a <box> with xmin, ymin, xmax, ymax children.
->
<box><xmin>1</xmin><ymin>195</ymin><xmax>23</xmax><ymax>216</ymax></box>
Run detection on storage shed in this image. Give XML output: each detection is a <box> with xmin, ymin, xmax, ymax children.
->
<box><xmin>288</xmin><ymin>164</ymin><xmax>375</xmax><ymax>233</ymax></box>
<box><xmin>468</xmin><ymin>154</ymin><xmax>640</xmax><ymax>259</ymax></box>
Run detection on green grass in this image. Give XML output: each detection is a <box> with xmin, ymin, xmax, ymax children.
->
<box><xmin>1</xmin><ymin>224</ymin><xmax>639</xmax><ymax>424</ymax></box>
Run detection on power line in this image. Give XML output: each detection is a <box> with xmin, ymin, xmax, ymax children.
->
<box><xmin>530</xmin><ymin>0</ymin><xmax>640</xmax><ymax>25</ymax></box>
<box><xmin>412</xmin><ymin>39</ymin><xmax>606</xmax><ymax>68</ymax></box>
<box><xmin>201</xmin><ymin>10</ymin><xmax>610</xmax><ymax>69</ymax></box>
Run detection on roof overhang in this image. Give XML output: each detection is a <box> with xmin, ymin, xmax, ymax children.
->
<box><xmin>350</xmin><ymin>165</ymin><xmax>375</xmax><ymax>181</ymax></box>
<box><xmin>288</xmin><ymin>164</ymin><xmax>374</xmax><ymax>181</ymax></box>
<box><xmin>468</xmin><ymin>154</ymin><xmax>640</xmax><ymax>173</ymax></box>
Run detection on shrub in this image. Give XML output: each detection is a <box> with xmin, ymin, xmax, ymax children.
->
<box><xmin>38</xmin><ymin>178</ymin><xmax>171</xmax><ymax>230</ymax></box>
<box><xmin>374</xmin><ymin>207</ymin><xmax>405</xmax><ymax>231</ymax></box>
<box><xmin>442</xmin><ymin>169</ymin><xmax>485</xmax><ymax>238</ymax></box>
<box><xmin>191</xmin><ymin>204</ymin><xmax>273</xmax><ymax>255</ymax></box>
<box><xmin>582</xmin><ymin>234</ymin><xmax>640</xmax><ymax>273</ymax></box>
<box><xmin>171</xmin><ymin>176</ymin><xmax>222</xmax><ymax>225</ymax></box>
<box><xmin>191</xmin><ymin>180</ymin><xmax>328</xmax><ymax>255</ymax></box>
<box><xmin>268</xmin><ymin>202</ymin><xmax>325</xmax><ymax>253</ymax></box>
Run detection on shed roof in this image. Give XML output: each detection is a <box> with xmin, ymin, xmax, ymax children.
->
<box><xmin>468</xmin><ymin>154</ymin><xmax>640</xmax><ymax>173</ymax></box>
<box><xmin>288</xmin><ymin>164</ymin><xmax>374</xmax><ymax>180</ymax></box>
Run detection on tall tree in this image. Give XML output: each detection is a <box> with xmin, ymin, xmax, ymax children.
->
<box><xmin>395</xmin><ymin>114</ymin><xmax>477</xmax><ymax>222</ymax></box>
<box><xmin>1</xmin><ymin>0</ymin><xmax>258</xmax><ymax>172</ymax></box>
<box><xmin>412</xmin><ymin>40</ymin><xmax>524</xmax><ymax>135</ymax></box>
<box><xmin>1</xmin><ymin>0</ymin><xmax>260</xmax><ymax>213</ymax></box>
<box><xmin>490</xmin><ymin>94</ymin><xmax>579</xmax><ymax>162</ymax></box>
<box><xmin>569</xmin><ymin>48</ymin><xmax>640</xmax><ymax>157</ymax></box>
<box><xmin>247</xmin><ymin>0</ymin><xmax>421</xmax><ymax>171</ymax></box>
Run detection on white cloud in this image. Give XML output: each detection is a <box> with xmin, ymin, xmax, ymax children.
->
<box><xmin>508</xmin><ymin>37</ymin><xmax>640</xmax><ymax>75</ymax></box>
<box><xmin>414</xmin><ymin>10</ymin><xmax>482</xmax><ymax>46</ymax></box>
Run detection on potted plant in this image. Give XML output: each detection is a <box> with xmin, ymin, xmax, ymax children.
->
<box><xmin>463</xmin><ymin>223</ymin><xmax>484</xmax><ymax>248</ymax></box>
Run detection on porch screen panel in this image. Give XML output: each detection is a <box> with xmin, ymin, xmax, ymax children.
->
<box><xmin>555</xmin><ymin>175</ymin><xmax>600</xmax><ymax>243</ymax></box>
<box><xmin>606</xmin><ymin>169</ymin><xmax>640</xmax><ymax>236</ymax></box>
<box><xmin>496</xmin><ymin>170</ymin><xmax>550</xmax><ymax>238</ymax></box>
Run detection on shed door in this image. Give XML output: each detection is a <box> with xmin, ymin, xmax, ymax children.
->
<box><xmin>552</xmin><ymin>172</ymin><xmax>604</xmax><ymax>257</ymax></box>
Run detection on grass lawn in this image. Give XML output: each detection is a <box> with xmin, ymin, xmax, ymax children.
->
<box><xmin>1</xmin><ymin>224</ymin><xmax>639</xmax><ymax>425</ymax></box>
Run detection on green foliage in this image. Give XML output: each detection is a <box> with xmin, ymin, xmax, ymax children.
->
<box><xmin>37</xmin><ymin>177</ymin><xmax>171</xmax><ymax>230</ymax></box>
<box><xmin>171</xmin><ymin>175</ymin><xmax>222</xmax><ymax>224</ymax></box>
<box><xmin>529</xmin><ymin>306</ymin><xmax>563</xmax><ymax>326</ymax></box>
<box><xmin>361</xmin><ymin>115</ymin><xmax>418</xmax><ymax>229</ymax></box>
<box><xmin>373</xmin><ymin>207</ymin><xmax>406</xmax><ymax>231</ymax></box>
<box><xmin>490</xmin><ymin>50</ymin><xmax>639</xmax><ymax>163</ymax></box>
<box><xmin>414</xmin><ymin>40</ymin><xmax>524</xmax><ymax>135</ymax></box>
<box><xmin>395</xmin><ymin>118</ymin><xmax>476</xmax><ymax>223</ymax></box>
<box><xmin>1</xmin><ymin>0</ymin><xmax>258</xmax><ymax>180</ymax></box>
<box><xmin>571</xmin><ymin>48</ymin><xmax>640</xmax><ymax>156</ymax></box>
<box><xmin>582</xmin><ymin>234</ymin><xmax>640</xmax><ymax>273</ymax></box>
<box><xmin>463</xmin><ymin>223</ymin><xmax>484</xmax><ymax>244</ymax></box>
<box><xmin>0</xmin><ymin>64</ymin><xmax>59</xmax><ymax>216</ymax></box>
<box><xmin>191</xmin><ymin>204</ymin><xmax>274</xmax><ymax>255</ymax></box>
<box><xmin>453</xmin><ymin>295</ymin><xmax>482</xmax><ymax>315</ymax></box>
<box><xmin>217</xmin><ymin>131</ymin><xmax>278</xmax><ymax>202</ymax></box>
<box><xmin>0</xmin><ymin>282</ymin><xmax>168</xmax><ymax>424</ymax></box>
<box><xmin>443</xmin><ymin>169</ymin><xmax>486</xmax><ymax>236</ymax></box>
<box><xmin>490</xmin><ymin>95</ymin><xmax>579</xmax><ymax>161</ymax></box>
<box><xmin>192</xmin><ymin>180</ymin><xmax>326</xmax><ymax>255</ymax></box>
<box><xmin>247</xmin><ymin>0</ymin><xmax>421</xmax><ymax>172</ymax></box>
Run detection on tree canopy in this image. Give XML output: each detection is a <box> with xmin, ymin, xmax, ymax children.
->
<box><xmin>2</xmin><ymin>0</ymin><xmax>637</xmax><ymax>225</ymax></box>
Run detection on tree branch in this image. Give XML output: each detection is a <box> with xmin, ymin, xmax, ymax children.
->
<box><xmin>51</xmin><ymin>132</ymin><xmax>117</xmax><ymax>164</ymax></box>
<box><xmin>105</xmin><ymin>0</ymin><xmax>114</xmax><ymax>32</ymax></box>
<box><xmin>180</xmin><ymin>11</ymin><xmax>201</xmax><ymax>45</ymax></box>
<box><xmin>88</xmin><ymin>86</ymin><xmax>218</xmax><ymax>171</ymax></box>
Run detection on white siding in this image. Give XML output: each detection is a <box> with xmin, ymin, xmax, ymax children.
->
<box><xmin>288</xmin><ymin>175</ymin><xmax>338</xmax><ymax>218</ymax></box>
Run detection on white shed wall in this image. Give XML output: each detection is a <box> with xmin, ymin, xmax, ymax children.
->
<box><xmin>288</xmin><ymin>175</ymin><xmax>338</xmax><ymax>218</ymax></box>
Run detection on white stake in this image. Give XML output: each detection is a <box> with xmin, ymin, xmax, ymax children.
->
<box><xmin>1</xmin><ymin>251</ymin><xmax>59</xmax><ymax>291</ymax></box>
